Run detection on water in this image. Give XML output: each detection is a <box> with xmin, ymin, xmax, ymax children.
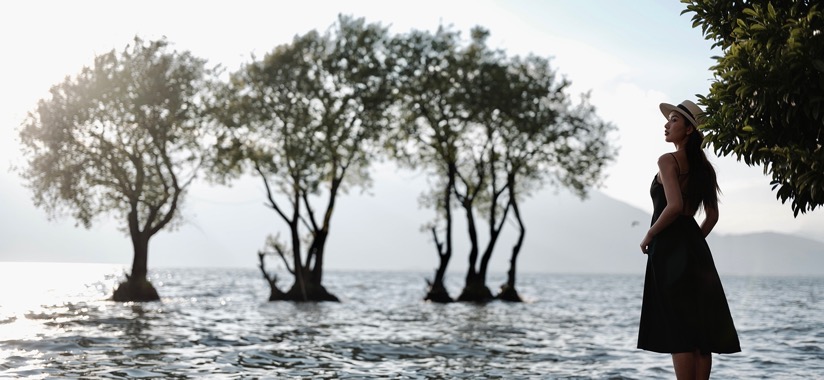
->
<box><xmin>0</xmin><ymin>263</ymin><xmax>822</xmax><ymax>379</ymax></box>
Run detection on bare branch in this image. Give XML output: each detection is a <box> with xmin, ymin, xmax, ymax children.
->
<box><xmin>430</xmin><ymin>226</ymin><xmax>445</xmax><ymax>258</ymax></box>
<box><xmin>271</xmin><ymin>244</ymin><xmax>295</xmax><ymax>275</ymax></box>
<box><xmin>256</xmin><ymin>163</ymin><xmax>290</xmax><ymax>223</ymax></box>
<box><xmin>257</xmin><ymin>251</ymin><xmax>278</xmax><ymax>288</ymax></box>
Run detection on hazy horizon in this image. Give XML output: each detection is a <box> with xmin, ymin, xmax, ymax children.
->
<box><xmin>2</xmin><ymin>0</ymin><xmax>823</xmax><ymax>273</ymax></box>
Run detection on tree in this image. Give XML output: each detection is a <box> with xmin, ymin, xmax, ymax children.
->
<box><xmin>389</xmin><ymin>26</ymin><xmax>616</xmax><ymax>302</ymax></box>
<box><xmin>213</xmin><ymin>15</ymin><xmax>393</xmax><ymax>301</ymax></box>
<box><xmin>479</xmin><ymin>55</ymin><xmax>616</xmax><ymax>302</ymax></box>
<box><xmin>18</xmin><ymin>37</ymin><xmax>215</xmax><ymax>301</ymax></box>
<box><xmin>452</xmin><ymin>40</ymin><xmax>616</xmax><ymax>303</ymax></box>
<box><xmin>387</xmin><ymin>25</ymin><xmax>476</xmax><ymax>303</ymax></box>
<box><xmin>682</xmin><ymin>1</ymin><xmax>824</xmax><ymax>216</ymax></box>
<box><xmin>449</xmin><ymin>30</ymin><xmax>518</xmax><ymax>303</ymax></box>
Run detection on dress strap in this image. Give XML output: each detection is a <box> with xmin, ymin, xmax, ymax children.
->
<box><xmin>668</xmin><ymin>153</ymin><xmax>691</xmax><ymax>214</ymax></box>
<box><xmin>668</xmin><ymin>153</ymin><xmax>686</xmax><ymax>175</ymax></box>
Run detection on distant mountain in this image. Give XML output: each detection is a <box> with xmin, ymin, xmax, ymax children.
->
<box><xmin>512</xmin><ymin>190</ymin><xmax>824</xmax><ymax>277</ymax></box>
<box><xmin>513</xmin><ymin>189</ymin><xmax>653</xmax><ymax>275</ymax></box>
<box><xmin>329</xmin><ymin>183</ymin><xmax>824</xmax><ymax>277</ymax></box>
<box><xmin>7</xmin><ymin>166</ymin><xmax>822</xmax><ymax>277</ymax></box>
<box><xmin>708</xmin><ymin>232</ymin><xmax>824</xmax><ymax>276</ymax></box>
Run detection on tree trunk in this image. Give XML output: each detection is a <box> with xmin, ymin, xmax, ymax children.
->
<box><xmin>457</xmin><ymin>271</ymin><xmax>494</xmax><ymax>302</ymax></box>
<box><xmin>497</xmin><ymin>246</ymin><xmax>524</xmax><ymax>302</ymax></box>
<box><xmin>457</xmin><ymin>196</ymin><xmax>492</xmax><ymax>302</ymax></box>
<box><xmin>498</xmin><ymin>196</ymin><xmax>525</xmax><ymax>302</ymax></box>
<box><xmin>462</xmin><ymin>200</ymin><xmax>479</xmax><ymax>283</ymax></box>
<box><xmin>424</xmin><ymin>163</ymin><xmax>456</xmax><ymax>303</ymax></box>
<box><xmin>458</xmin><ymin>197</ymin><xmax>508</xmax><ymax>303</ymax></box>
<box><xmin>425</xmin><ymin>241</ymin><xmax>453</xmax><ymax>303</ymax></box>
<box><xmin>311</xmin><ymin>231</ymin><xmax>328</xmax><ymax>285</ymax></box>
<box><xmin>424</xmin><ymin>225</ymin><xmax>454</xmax><ymax>302</ymax></box>
<box><xmin>470</xmin><ymin>233</ymin><xmax>501</xmax><ymax>302</ymax></box>
<box><xmin>112</xmin><ymin>233</ymin><xmax>159</xmax><ymax>302</ymax></box>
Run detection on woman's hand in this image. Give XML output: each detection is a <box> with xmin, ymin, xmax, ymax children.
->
<box><xmin>640</xmin><ymin>232</ymin><xmax>653</xmax><ymax>254</ymax></box>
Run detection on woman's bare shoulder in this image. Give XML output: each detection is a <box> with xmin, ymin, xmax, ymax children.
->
<box><xmin>656</xmin><ymin>153</ymin><xmax>678</xmax><ymax>168</ymax></box>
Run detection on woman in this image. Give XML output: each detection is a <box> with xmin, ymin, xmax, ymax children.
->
<box><xmin>638</xmin><ymin>100</ymin><xmax>741</xmax><ymax>379</ymax></box>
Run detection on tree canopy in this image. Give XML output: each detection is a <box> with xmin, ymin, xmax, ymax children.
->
<box><xmin>388</xmin><ymin>26</ymin><xmax>616</xmax><ymax>302</ymax></box>
<box><xmin>683</xmin><ymin>0</ymin><xmax>824</xmax><ymax>215</ymax></box>
<box><xmin>18</xmin><ymin>37</ymin><xmax>216</xmax><ymax>300</ymax></box>
<box><xmin>18</xmin><ymin>17</ymin><xmax>617</xmax><ymax>304</ymax></box>
<box><xmin>213</xmin><ymin>15</ymin><xmax>393</xmax><ymax>301</ymax></box>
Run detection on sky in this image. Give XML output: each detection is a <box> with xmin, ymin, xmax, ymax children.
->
<box><xmin>2</xmin><ymin>0</ymin><xmax>823</xmax><ymax>272</ymax></box>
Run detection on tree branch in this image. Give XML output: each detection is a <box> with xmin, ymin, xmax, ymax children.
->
<box><xmin>256</xmin><ymin>163</ymin><xmax>290</xmax><ymax>223</ymax></box>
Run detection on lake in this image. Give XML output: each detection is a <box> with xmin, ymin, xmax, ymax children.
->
<box><xmin>0</xmin><ymin>263</ymin><xmax>822</xmax><ymax>379</ymax></box>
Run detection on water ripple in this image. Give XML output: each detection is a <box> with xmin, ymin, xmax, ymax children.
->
<box><xmin>0</xmin><ymin>266</ymin><xmax>821</xmax><ymax>379</ymax></box>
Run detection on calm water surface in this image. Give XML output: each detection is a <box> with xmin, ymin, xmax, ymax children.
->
<box><xmin>0</xmin><ymin>263</ymin><xmax>822</xmax><ymax>379</ymax></box>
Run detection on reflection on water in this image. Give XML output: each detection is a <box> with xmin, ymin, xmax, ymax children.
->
<box><xmin>0</xmin><ymin>263</ymin><xmax>822</xmax><ymax>379</ymax></box>
<box><xmin>0</xmin><ymin>262</ymin><xmax>121</xmax><ymax>342</ymax></box>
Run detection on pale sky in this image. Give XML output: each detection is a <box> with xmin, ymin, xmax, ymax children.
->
<box><xmin>2</xmin><ymin>0</ymin><xmax>823</xmax><ymax>271</ymax></box>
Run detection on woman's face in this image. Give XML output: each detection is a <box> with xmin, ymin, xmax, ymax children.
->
<box><xmin>664</xmin><ymin>111</ymin><xmax>693</xmax><ymax>144</ymax></box>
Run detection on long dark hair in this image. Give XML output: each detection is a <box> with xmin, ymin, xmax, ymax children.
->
<box><xmin>684</xmin><ymin>123</ymin><xmax>720</xmax><ymax>214</ymax></box>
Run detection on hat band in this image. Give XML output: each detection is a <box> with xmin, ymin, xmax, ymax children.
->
<box><xmin>677</xmin><ymin>104</ymin><xmax>695</xmax><ymax>120</ymax></box>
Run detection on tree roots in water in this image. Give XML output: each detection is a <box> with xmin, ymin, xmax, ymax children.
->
<box><xmin>424</xmin><ymin>282</ymin><xmax>454</xmax><ymax>303</ymax></box>
<box><xmin>268</xmin><ymin>282</ymin><xmax>340</xmax><ymax>302</ymax></box>
<box><xmin>457</xmin><ymin>282</ymin><xmax>494</xmax><ymax>303</ymax></box>
<box><xmin>496</xmin><ymin>283</ymin><xmax>523</xmax><ymax>302</ymax></box>
<box><xmin>112</xmin><ymin>278</ymin><xmax>160</xmax><ymax>302</ymax></box>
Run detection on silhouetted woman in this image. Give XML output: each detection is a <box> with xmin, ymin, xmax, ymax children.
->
<box><xmin>638</xmin><ymin>100</ymin><xmax>741</xmax><ymax>379</ymax></box>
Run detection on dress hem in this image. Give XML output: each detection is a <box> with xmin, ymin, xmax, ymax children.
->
<box><xmin>637</xmin><ymin>346</ymin><xmax>741</xmax><ymax>355</ymax></box>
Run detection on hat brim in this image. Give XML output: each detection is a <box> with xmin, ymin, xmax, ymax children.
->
<box><xmin>659</xmin><ymin>102</ymin><xmax>698</xmax><ymax>127</ymax></box>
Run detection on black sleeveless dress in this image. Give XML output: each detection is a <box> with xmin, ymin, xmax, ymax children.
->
<box><xmin>637</xmin><ymin>172</ymin><xmax>741</xmax><ymax>354</ymax></box>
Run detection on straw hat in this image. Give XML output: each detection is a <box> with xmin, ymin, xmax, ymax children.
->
<box><xmin>659</xmin><ymin>100</ymin><xmax>705</xmax><ymax>127</ymax></box>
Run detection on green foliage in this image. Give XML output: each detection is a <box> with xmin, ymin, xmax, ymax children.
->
<box><xmin>501</xmin><ymin>55</ymin><xmax>616</xmax><ymax>201</ymax></box>
<box><xmin>683</xmin><ymin>0</ymin><xmax>824</xmax><ymax>215</ymax></box>
<box><xmin>214</xmin><ymin>15</ymin><xmax>393</xmax><ymax>287</ymax></box>
<box><xmin>388</xmin><ymin>24</ymin><xmax>615</xmax><ymax>222</ymax></box>
<box><xmin>387</xmin><ymin>24</ymin><xmax>617</xmax><ymax>285</ymax></box>
<box><xmin>18</xmin><ymin>37</ymin><xmax>214</xmax><ymax>233</ymax></box>
<box><xmin>216</xmin><ymin>15</ymin><xmax>391</xmax><ymax>192</ymax></box>
<box><xmin>385</xmin><ymin>25</ymin><xmax>470</xmax><ymax>175</ymax></box>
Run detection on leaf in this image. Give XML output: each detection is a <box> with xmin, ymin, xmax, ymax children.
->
<box><xmin>812</xmin><ymin>60</ymin><xmax>824</xmax><ymax>73</ymax></box>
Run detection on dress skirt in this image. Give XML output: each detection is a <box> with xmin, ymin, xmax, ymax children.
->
<box><xmin>637</xmin><ymin>215</ymin><xmax>741</xmax><ymax>354</ymax></box>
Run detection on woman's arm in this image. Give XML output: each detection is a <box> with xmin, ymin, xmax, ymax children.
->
<box><xmin>640</xmin><ymin>153</ymin><xmax>683</xmax><ymax>253</ymax></box>
<box><xmin>700</xmin><ymin>205</ymin><xmax>719</xmax><ymax>237</ymax></box>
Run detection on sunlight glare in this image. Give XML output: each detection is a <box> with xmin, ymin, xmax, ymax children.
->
<box><xmin>0</xmin><ymin>262</ymin><xmax>121</xmax><ymax>341</ymax></box>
